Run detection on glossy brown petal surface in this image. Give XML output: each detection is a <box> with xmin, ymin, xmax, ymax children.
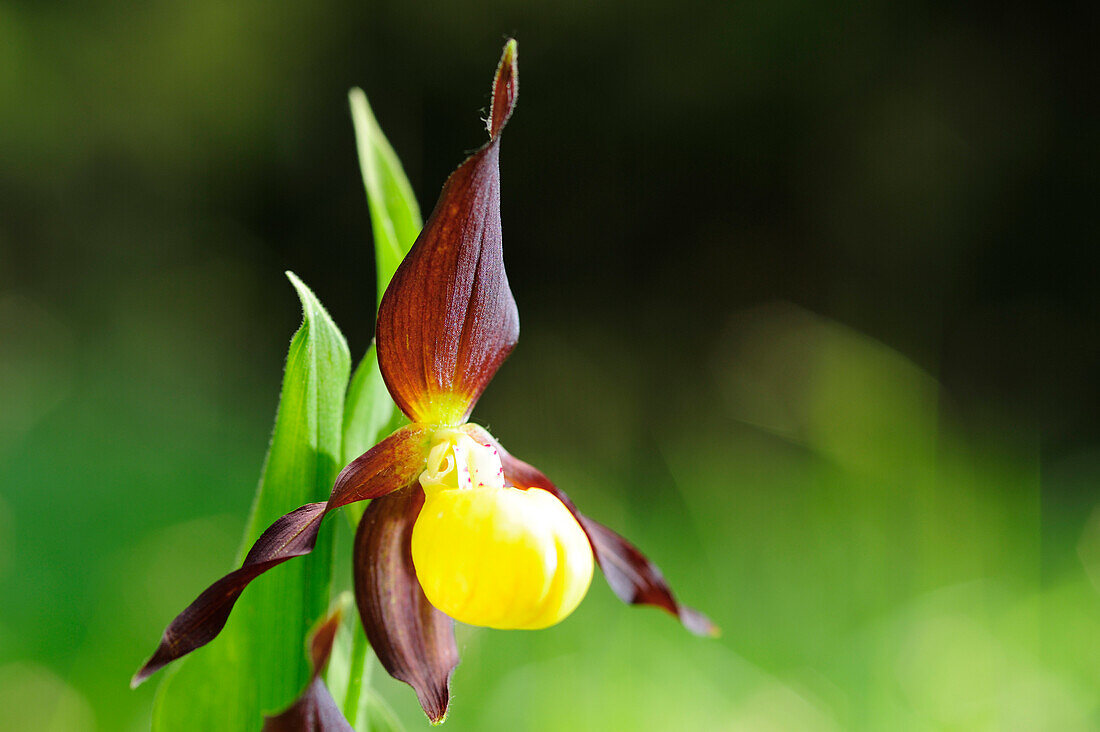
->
<box><xmin>353</xmin><ymin>487</ymin><xmax>459</xmax><ymax>724</ymax></box>
<box><xmin>332</xmin><ymin>423</ymin><xmax>433</xmax><ymax>504</ymax></box>
<box><xmin>132</xmin><ymin>425</ymin><xmax>431</xmax><ymax>687</ymax></box>
<box><xmin>376</xmin><ymin>41</ymin><xmax>520</xmax><ymax>426</ymax></box>
<box><xmin>463</xmin><ymin>424</ymin><xmax>717</xmax><ymax>637</ymax></box>
<box><xmin>262</xmin><ymin>608</ymin><xmax>353</xmax><ymax>732</ymax></box>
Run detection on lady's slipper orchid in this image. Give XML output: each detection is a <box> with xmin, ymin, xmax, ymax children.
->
<box><xmin>134</xmin><ymin>39</ymin><xmax>714</xmax><ymax>724</ymax></box>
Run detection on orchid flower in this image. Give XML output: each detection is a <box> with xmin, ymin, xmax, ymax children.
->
<box><xmin>133</xmin><ymin>39</ymin><xmax>714</xmax><ymax>724</ymax></box>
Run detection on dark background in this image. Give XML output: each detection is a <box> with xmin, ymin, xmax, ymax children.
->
<box><xmin>2</xmin><ymin>1</ymin><xmax>1098</xmax><ymax>729</ymax></box>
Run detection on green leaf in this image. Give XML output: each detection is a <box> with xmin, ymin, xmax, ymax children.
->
<box><xmin>340</xmin><ymin>87</ymin><xmax>421</xmax><ymax>731</ymax></box>
<box><xmin>342</xmin><ymin>343</ymin><xmax>400</xmax><ymax>466</ymax></box>
<box><xmin>343</xmin><ymin>85</ymin><xmax>421</xmax><ymax>471</ymax></box>
<box><xmin>348</xmin><ymin>87</ymin><xmax>422</xmax><ymax>310</ymax></box>
<box><xmin>152</xmin><ymin>272</ymin><xmax>351</xmax><ymax>732</ymax></box>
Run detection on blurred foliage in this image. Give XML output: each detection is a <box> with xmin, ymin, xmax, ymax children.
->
<box><xmin>0</xmin><ymin>0</ymin><xmax>1097</xmax><ymax>730</ymax></box>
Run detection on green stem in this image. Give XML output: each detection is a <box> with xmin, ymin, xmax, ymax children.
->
<box><xmin>343</xmin><ymin>619</ymin><xmax>371</xmax><ymax>728</ymax></box>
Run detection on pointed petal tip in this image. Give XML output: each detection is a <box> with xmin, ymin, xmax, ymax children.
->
<box><xmin>308</xmin><ymin>605</ymin><xmax>344</xmax><ymax>672</ymax></box>
<box><xmin>501</xmin><ymin>38</ymin><xmax>518</xmax><ymax>68</ymax></box>
<box><xmin>489</xmin><ymin>39</ymin><xmax>519</xmax><ymax>139</ymax></box>
<box><xmin>415</xmin><ymin>677</ymin><xmax>454</xmax><ymax>725</ymax></box>
<box><xmin>354</xmin><ymin>489</ymin><xmax>460</xmax><ymax>725</ymax></box>
<box><xmin>130</xmin><ymin>649</ymin><xmax>166</xmax><ymax>689</ymax></box>
<box><xmin>680</xmin><ymin>606</ymin><xmax>721</xmax><ymax>638</ymax></box>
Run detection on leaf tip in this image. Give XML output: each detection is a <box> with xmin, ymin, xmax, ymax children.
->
<box><xmin>348</xmin><ymin>86</ymin><xmax>377</xmax><ymax>140</ymax></box>
<box><xmin>285</xmin><ymin>270</ymin><xmax>319</xmax><ymax>325</ymax></box>
<box><xmin>284</xmin><ymin>268</ymin><xmax>304</xmax><ymax>290</ymax></box>
<box><xmin>283</xmin><ymin>271</ymin><xmax>350</xmax><ymax>358</ymax></box>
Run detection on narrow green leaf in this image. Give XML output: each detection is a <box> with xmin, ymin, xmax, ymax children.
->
<box><xmin>343</xmin><ymin>86</ymin><xmax>421</xmax><ymax>467</ymax></box>
<box><xmin>348</xmin><ymin>87</ymin><xmax>422</xmax><ymax>309</ymax></box>
<box><xmin>152</xmin><ymin>272</ymin><xmax>351</xmax><ymax>731</ymax></box>
<box><xmin>341</xmin><ymin>87</ymin><xmax>422</xmax><ymax>731</ymax></box>
<box><xmin>342</xmin><ymin>343</ymin><xmax>400</xmax><ymax>466</ymax></box>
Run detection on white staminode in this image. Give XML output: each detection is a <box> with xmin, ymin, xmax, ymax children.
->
<box><xmin>420</xmin><ymin>430</ymin><xmax>506</xmax><ymax>495</ymax></box>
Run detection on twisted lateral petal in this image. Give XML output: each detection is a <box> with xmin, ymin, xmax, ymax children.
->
<box><xmin>333</xmin><ymin>423</ymin><xmax>434</xmax><ymax>502</ymax></box>
<box><xmin>353</xmin><ymin>487</ymin><xmax>459</xmax><ymax>724</ymax></box>
<box><xmin>132</xmin><ymin>425</ymin><xmax>432</xmax><ymax>687</ymax></box>
<box><xmin>262</xmin><ymin>608</ymin><xmax>353</xmax><ymax>731</ymax></box>
<box><xmin>572</xmin><ymin>517</ymin><xmax>718</xmax><ymax>637</ymax></box>
<box><xmin>461</xmin><ymin>424</ymin><xmax>718</xmax><ymax>637</ymax></box>
<box><xmin>376</xmin><ymin>41</ymin><xmax>520</xmax><ymax>426</ymax></box>
<box><xmin>131</xmin><ymin>502</ymin><xmax>327</xmax><ymax>688</ymax></box>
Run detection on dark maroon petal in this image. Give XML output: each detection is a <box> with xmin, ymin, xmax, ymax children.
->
<box><xmin>132</xmin><ymin>426</ymin><xmax>431</xmax><ymax>687</ymax></box>
<box><xmin>331</xmin><ymin>424</ymin><xmax>433</xmax><ymax>506</ymax></box>
<box><xmin>376</xmin><ymin>42</ymin><xmax>520</xmax><ymax>425</ymax></box>
<box><xmin>262</xmin><ymin>608</ymin><xmax>354</xmax><ymax>732</ymax></box>
<box><xmin>574</xmin><ymin>517</ymin><xmax>718</xmax><ymax>637</ymax></box>
<box><xmin>261</xmin><ymin>678</ymin><xmax>353</xmax><ymax>732</ymax></box>
<box><xmin>131</xmin><ymin>502</ymin><xmax>328</xmax><ymax>688</ymax></box>
<box><xmin>353</xmin><ymin>488</ymin><xmax>459</xmax><ymax>724</ymax></box>
<box><xmin>462</xmin><ymin>424</ymin><xmax>718</xmax><ymax>637</ymax></box>
<box><xmin>307</xmin><ymin>606</ymin><xmax>343</xmax><ymax>673</ymax></box>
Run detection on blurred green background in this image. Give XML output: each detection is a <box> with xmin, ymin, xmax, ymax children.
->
<box><xmin>2</xmin><ymin>1</ymin><xmax>1098</xmax><ymax>729</ymax></box>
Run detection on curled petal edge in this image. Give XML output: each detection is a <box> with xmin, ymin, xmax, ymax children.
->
<box><xmin>131</xmin><ymin>423</ymin><xmax>434</xmax><ymax>687</ymax></box>
<box><xmin>353</xmin><ymin>487</ymin><xmax>459</xmax><ymax>725</ymax></box>
<box><xmin>462</xmin><ymin>424</ymin><xmax>718</xmax><ymax>637</ymax></box>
